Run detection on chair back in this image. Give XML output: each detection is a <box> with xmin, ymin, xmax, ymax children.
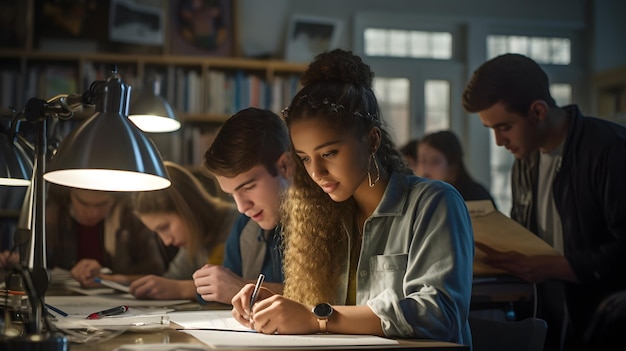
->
<box><xmin>584</xmin><ymin>290</ymin><xmax>626</xmax><ymax>350</ymax></box>
<box><xmin>469</xmin><ymin>316</ymin><xmax>547</xmax><ymax>351</ymax></box>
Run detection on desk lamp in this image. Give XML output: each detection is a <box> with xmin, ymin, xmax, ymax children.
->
<box><xmin>0</xmin><ymin>66</ymin><xmax>171</xmax><ymax>351</ymax></box>
<box><xmin>128</xmin><ymin>77</ymin><xmax>181</xmax><ymax>133</ymax></box>
<box><xmin>0</xmin><ymin>113</ymin><xmax>33</xmax><ymax>186</ymax></box>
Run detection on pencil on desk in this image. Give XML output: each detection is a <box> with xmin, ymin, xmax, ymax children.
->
<box><xmin>45</xmin><ymin>303</ymin><xmax>68</xmax><ymax>317</ymax></box>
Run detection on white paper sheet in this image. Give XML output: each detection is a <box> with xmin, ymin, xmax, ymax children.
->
<box><xmin>183</xmin><ymin>330</ymin><xmax>399</xmax><ymax>348</ymax></box>
<box><xmin>114</xmin><ymin>344</ymin><xmax>209</xmax><ymax>351</ymax></box>
<box><xmin>168</xmin><ymin>310</ymin><xmax>250</xmax><ymax>331</ymax></box>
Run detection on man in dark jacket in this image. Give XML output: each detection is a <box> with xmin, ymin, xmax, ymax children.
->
<box><xmin>462</xmin><ymin>53</ymin><xmax>626</xmax><ymax>351</ymax></box>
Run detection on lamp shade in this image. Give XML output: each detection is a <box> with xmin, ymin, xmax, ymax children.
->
<box><xmin>44</xmin><ymin>71</ymin><xmax>171</xmax><ymax>191</ymax></box>
<box><xmin>0</xmin><ymin>129</ymin><xmax>33</xmax><ymax>186</ymax></box>
<box><xmin>129</xmin><ymin>79</ymin><xmax>181</xmax><ymax>133</ymax></box>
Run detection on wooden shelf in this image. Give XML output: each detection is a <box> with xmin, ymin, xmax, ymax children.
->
<box><xmin>0</xmin><ymin>49</ymin><xmax>307</xmax><ymax>71</ymax></box>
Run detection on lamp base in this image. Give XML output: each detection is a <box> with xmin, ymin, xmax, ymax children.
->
<box><xmin>0</xmin><ymin>333</ymin><xmax>69</xmax><ymax>351</ymax></box>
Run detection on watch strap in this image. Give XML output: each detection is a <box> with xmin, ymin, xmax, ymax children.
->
<box><xmin>317</xmin><ymin>317</ymin><xmax>328</xmax><ymax>333</ymax></box>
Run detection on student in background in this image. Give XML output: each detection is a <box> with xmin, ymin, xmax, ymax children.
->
<box><xmin>399</xmin><ymin>138</ymin><xmax>419</xmax><ymax>174</ymax></box>
<box><xmin>192</xmin><ymin>108</ymin><xmax>290</xmax><ymax>302</ymax></box>
<box><xmin>230</xmin><ymin>49</ymin><xmax>474</xmax><ymax>345</ymax></box>
<box><xmin>127</xmin><ymin>161</ymin><xmax>239</xmax><ymax>301</ymax></box>
<box><xmin>462</xmin><ymin>53</ymin><xmax>626</xmax><ymax>351</ymax></box>
<box><xmin>44</xmin><ymin>185</ymin><xmax>169</xmax><ymax>286</ymax></box>
<box><xmin>417</xmin><ymin>130</ymin><xmax>496</xmax><ymax>205</ymax></box>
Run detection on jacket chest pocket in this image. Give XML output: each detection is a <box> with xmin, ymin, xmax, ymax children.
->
<box><xmin>368</xmin><ymin>254</ymin><xmax>408</xmax><ymax>296</ymax></box>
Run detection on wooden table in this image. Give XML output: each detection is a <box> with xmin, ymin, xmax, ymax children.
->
<box><xmin>0</xmin><ymin>277</ymin><xmax>469</xmax><ymax>351</ymax></box>
<box><xmin>68</xmin><ymin>328</ymin><xmax>468</xmax><ymax>351</ymax></box>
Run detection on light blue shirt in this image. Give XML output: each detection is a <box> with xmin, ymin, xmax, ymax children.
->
<box><xmin>347</xmin><ymin>172</ymin><xmax>474</xmax><ymax>345</ymax></box>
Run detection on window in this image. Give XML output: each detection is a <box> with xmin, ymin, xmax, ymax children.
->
<box><xmin>424</xmin><ymin>80</ymin><xmax>450</xmax><ymax>132</ymax></box>
<box><xmin>487</xmin><ymin>35</ymin><xmax>571</xmax><ymax>65</ymax></box>
<box><xmin>364</xmin><ymin>28</ymin><xmax>452</xmax><ymax>59</ymax></box>
<box><xmin>373</xmin><ymin>77</ymin><xmax>410</xmax><ymax>144</ymax></box>
<box><xmin>550</xmin><ymin>83</ymin><xmax>572</xmax><ymax>106</ymax></box>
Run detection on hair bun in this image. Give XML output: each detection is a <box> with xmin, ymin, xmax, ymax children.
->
<box><xmin>301</xmin><ymin>49</ymin><xmax>373</xmax><ymax>89</ymax></box>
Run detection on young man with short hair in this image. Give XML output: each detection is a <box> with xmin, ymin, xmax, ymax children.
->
<box><xmin>462</xmin><ymin>53</ymin><xmax>626</xmax><ymax>351</ymax></box>
<box><xmin>192</xmin><ymin>108</ymin><xmax>291</xmax><ymax>302</ymax></box>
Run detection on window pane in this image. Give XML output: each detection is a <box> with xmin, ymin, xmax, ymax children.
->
<box><xmin>424</xmin><ymin>80</ymin><xmax>450</xmax><ymax>133</ymax></box>
<box><xmin>551</xmin><ymin>38</ymin><xmax>571</xmax><ymax>64</ymax></box>
<box><xmin>487</xmin><ymin>35</ymin><xmax>571</xmax><ymax>65</ymax></box>
<box><xmin>364</xmin><ymin>28</ymin><xmax>388</xmax><ymax>56</ymax></box>
<box><xmin>489</xmin><ymin>134</ymin><xmax>514</xmax><ymax>214</ymax></box>
<box><xmin>364</xmin><ymin>28</ymin><xmax>452</xmax><ymax>59</ymax></box>
<box><xmin>487</xmin><ymin>35</ymin><xmax>508</xmax><ymax>58</ymax></box>
<box><xmin>389</xmin><ymin>30</ymin><xmax>409</xmax><ymax>57</ymax></box>
<box><xmin>508</xmin><ymin>36</ymin><xmax>529</xmax><ymax>55</ymax></box>
<box><xmin>373</xmin><ymin>77</ymin><xmax>410</xmax><ymax>146</ymax></box>
<box><xmin>431</xmin><ymin>32</ymin><xmax>452</xmax><ymax>59</ymax></box>
<box><xmin>410</xmin><ymin>31</ymin><xmax>429</xmax><ymax>57</ymax></box>
<box><xmin>550</xmin><ymin>83</ymin><xmax>572</xmax><ymax>106</ymax></box>
<box><xmin>530</xmin><ymin>38</ymin><xmax>551</xmax><ymax>63</ymax></box>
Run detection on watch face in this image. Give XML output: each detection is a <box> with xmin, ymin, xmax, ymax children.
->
<box><xmin>313</xmin><ymin>303</ymin><xmax>333</xmax><ymax>318</ymax></box>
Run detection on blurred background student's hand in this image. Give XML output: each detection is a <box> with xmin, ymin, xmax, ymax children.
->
<box><xmin>70</xmin><ymin>258</ymin><xmax>102</xmax><ymax>287</ymax></box>
<box><xmin>193</xmin><ymin>264</ymin><xmax>247</xmax><ymax>305</ymax></box>
<box><xmin>0</xmin><ymin>250</ymin><xmax>19</xmax><ymax>269</ymax></box>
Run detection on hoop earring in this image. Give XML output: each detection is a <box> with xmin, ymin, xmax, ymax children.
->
<box><xmin>368</xmin><ymin>153</ymin><xmax>380</xmax><ymax>187</ymax></box>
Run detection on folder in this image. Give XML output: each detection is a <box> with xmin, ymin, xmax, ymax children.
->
<box><xmin>466</xmin><ymin>200</ymin><xmax>561</xmax><ymax>276</ymax></box>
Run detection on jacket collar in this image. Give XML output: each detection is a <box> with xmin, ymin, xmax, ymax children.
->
<box><xmin>371</xmin><ymin>171</ymin><xmax>407</xmax><ymax>218</ymax></box>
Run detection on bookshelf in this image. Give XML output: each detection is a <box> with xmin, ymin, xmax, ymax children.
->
<box><xmin>0</xmin><ymin>50</ymin><xmax>306</xmax><ymax>123</ymax></box>
<box><xmin>0</xmin><ymin>50</ymin><xmax>305</xmax><ymax>167</ymax></box>
<box><xmin>0</xmin><ymin>0</ymin><xmax>307</xmax><ymax>167</ymax></box>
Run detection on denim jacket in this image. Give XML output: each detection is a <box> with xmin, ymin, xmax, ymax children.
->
<box><xmin>339</xmin><ymin>172</ymin><xmax>474</xmax><ymax>345</ymax></box>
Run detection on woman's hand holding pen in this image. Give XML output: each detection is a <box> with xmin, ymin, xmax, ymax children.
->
<box><xmin>231</xmin><ymin>284</ymin><xmax>318</xmax><ymax>335</ymax></box>
<box><xmin>192</xmin><ymin>264</ymin><xmax>247</xmax><ymax>304</ymax></box>
<box><xmin>71</xmin><ymin>258</ymin><xmax>103</xmax><ymax>287</ymax></box>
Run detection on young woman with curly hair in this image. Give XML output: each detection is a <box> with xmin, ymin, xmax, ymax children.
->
<box><xmin>231</xmin><ymin>49</ymin><xmax>474</xmax><ymax>346</ymax></box>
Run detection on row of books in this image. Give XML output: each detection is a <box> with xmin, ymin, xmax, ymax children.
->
<box><xmin>165</xmin><ymin>68</ymin><xmax>301</xmax><ymax>116</ymax></box>
<box><xmin>0</xmin><ymin>66</ymin><xmax>79</xmax><ymax>110</ymax></box>
<box><xmin>0</xmin><ymin>64</ymin><xmax>302</xmax><ymax>118</ymax></box>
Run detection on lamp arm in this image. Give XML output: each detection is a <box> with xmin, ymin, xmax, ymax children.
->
<box><xmin>15</xmin><ymin>133</ymin><xmax>34</xmax><ymax>152</ymax></box>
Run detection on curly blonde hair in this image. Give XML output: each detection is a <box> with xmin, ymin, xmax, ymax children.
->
<box><xmin>280</xmin><ymin>49</ymin><xmax>410</xmax><ymax>305</ymax></box>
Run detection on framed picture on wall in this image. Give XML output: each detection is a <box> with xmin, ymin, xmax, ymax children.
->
<box><xmin>169</xmin><ymin>0</ymin><xmax>234</xmax><ymax>56</ymax></box>
<box><xmin>284</xmin><ymin>15</ymin><xmax>342</xmax><ymax>63</ymax></box>
<box><xmin>109</xmin><ymin>0</ymin><xmax>165</xmax><ymax>46</ymax></box>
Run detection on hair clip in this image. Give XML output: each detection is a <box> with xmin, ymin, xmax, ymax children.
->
<box><xmin>353</xmin><ymin>111</ymin><xmax>377</xmax><ymax>122</ymax></box>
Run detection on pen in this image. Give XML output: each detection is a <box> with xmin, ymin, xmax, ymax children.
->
<box><xmin>1</xmin><ymin>289</ymin><xmax>26</xmax><ymax>296</ymax></box>
<box><xmin>249</xmin><ymin>273</ymin><xmax>265</xmax><ymax>311</ymax></box>
<box><xmin>45</xmin><ymin>303</ymin><xmax>68</xmax><ymax>317</ymax></box>
<box><xmin>86</xmin><ymin>305</ymin><xmax>129</xmax><ymax>320</ymax></box>
<box><xmin>93</xmin><ymin>277</ymin><xmax>131</xmax><ymax>293</ymax></box>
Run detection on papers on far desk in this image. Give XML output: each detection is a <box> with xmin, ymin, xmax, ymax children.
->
<box><xmin>466</xmin><ymin>200</ymin><xmax>561</xmax><ymax>276</ymax></box>
<box><xmin>45</xmin><ymin>295</ymin><xmax>185</xmax><ymax>331</ymax></box>
<box><xmin>46</xmin><ymin>295</ymin><xmax>192</xmax><ymax>309</ymax></box>
<box><xmin>49</xmin><ymin>267</ymin><xmax>117</xmax><ymax>295</ymax></box>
